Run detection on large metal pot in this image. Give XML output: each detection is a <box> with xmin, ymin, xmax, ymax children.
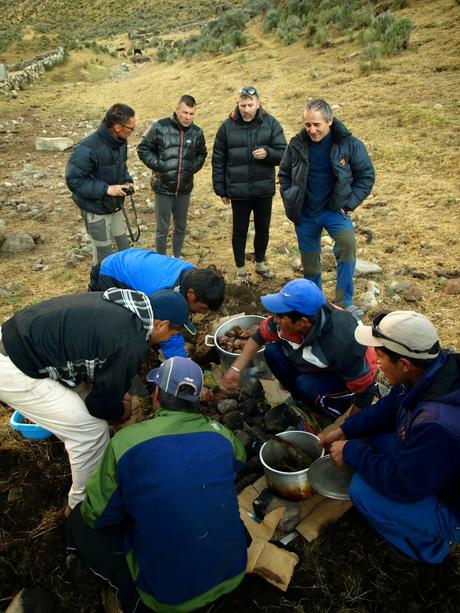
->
<box><xmin>259</xmin><ymin>430</ymin><xmax>325</xmax><ymax>501</ymax></box>
<box><xmin>205</xmin><ymin>314</ymin><xmax>273</xmax><ymax>388</ymax></box>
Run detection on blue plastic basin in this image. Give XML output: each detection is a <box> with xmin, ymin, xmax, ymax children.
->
<box><xmin>9</xmin><ymin>411</ymin><xmax>53</xmax><ymax>440</ymax></box>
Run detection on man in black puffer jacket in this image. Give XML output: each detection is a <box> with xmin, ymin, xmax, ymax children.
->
<box><xmin>137</xmin><ymin>94</ymin><xmax>207</xmax><ymax>258</ymax></box>
<box><xmin>279</xmin><ymin>99</ymin><xmax>375</xmax><ymax>317</ymax></box>
<box><xmin>212</xmin><ymin>87</ymin><xmax>286</xmax><ymax>280</ymax></box>
<box><xmin>66</xmin><ymin>103</ymin><xmax>137</xmax><ymax>264</ymax></box>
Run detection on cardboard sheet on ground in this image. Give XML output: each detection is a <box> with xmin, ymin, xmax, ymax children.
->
<box><xmin>238</xmin><ymin>469</ymin><xmax>352</xmax><ymax>589</ymax></box>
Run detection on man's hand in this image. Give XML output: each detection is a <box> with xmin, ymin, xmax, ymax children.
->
<box><xmin>107</xmin><ymin>184</ymin><xmax>130</xmax><ymax>197</ymax></box>
<box><xmin>124</xmin><ymin>183</ymin><xmax>139</xmax><ymax>193</ymax></box>
<box><xmin>329</xmin><ymin>440</ymin><xmax>347</xmax><ymax>468</ymax></box>
<box><xmin>252</xmin><ymin>147</ymin><xmax>267</xmax><ymax>160</ymax></box>
<box><xmin>117</xmin><ymin>393</ymin><xmax>133</xmax><ymax>423</ymax></box>
<box><xmin>222</xmin><ymin>368</ymin><xmax>241</xmax><ymax>394</ymax></box>
<box><xmin>317</xmin><ymin>427</ymin><xmax>346</xmax><ymax>450</ymax></box>
<box><xmin>221</xmin><ymin>196</ymin><xmax>230</xmax><ymax>205</ymax></box>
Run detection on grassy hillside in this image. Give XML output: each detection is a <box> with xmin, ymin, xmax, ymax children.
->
<box><xmin>0</xmin><ymin>0</ymin><xmax>241</xmax><ymax>59</ymax></box>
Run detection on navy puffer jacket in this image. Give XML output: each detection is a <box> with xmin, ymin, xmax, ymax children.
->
<box><xmin>212</xmin><ymin>107</ymin><xmax>286</xmax><ymax>200</ymax></box>
<box><xmin>278</xmin><ymin>119</ymin><xmax>375</xmax><ymax>223</ymax></box>
<box><xmin>137</xmin><ymin>114</ymin><xmax>207</xmax><ymax>196</ymax></box>
<box><xmin>66</xmin><ymin>122</ymin><xmax>132</xmax><ymax>215</ymax></box>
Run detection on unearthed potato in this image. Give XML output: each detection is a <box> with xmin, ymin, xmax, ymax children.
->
<box><xmin>217</xmin><ymin>323</ymin><xmax>260</xmax><ymax>354</ymax></box>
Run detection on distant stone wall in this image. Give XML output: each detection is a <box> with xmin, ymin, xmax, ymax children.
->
<box><xmin>0</xmin><ymin>47</ymin><xmax>65</xmax><ymax>92</ymax></box>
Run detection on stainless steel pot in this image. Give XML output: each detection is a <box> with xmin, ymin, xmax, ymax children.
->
<box><xmin>259</xmin><ymin>430</ymin><xmax>325</xmax><ymax>500</ymax></box>
<box><xmin>205</xmin><ymin>315</ymin><xmax>273</xmax><ymax>388</ymax></box>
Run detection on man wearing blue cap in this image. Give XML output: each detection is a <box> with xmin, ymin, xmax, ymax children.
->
<box><xmin>0</xmin><ymin>289</ymin><xmax>194</xmax><ymax>509</ymax></box>
<box><xmin>66</xmin><ymin>356</ymin><xmax>247</xmax><ymax>613</ymax></box>
<box><xmin>223</xmin><ymin>278</ymin><xmax>377</xmax><ymax>420</ymax></box>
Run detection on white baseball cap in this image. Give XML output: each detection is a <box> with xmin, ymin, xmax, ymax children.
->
<box><xmin>354</xmin><ymin>311</ymin><xmax>440</xmax><ymax>360</ymax></box>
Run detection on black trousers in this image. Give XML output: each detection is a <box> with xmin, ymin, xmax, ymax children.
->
<box><xmin>65</xmin><ymin>503</ymin><xmax>151</xmax><ymax>613</ymax></box>
<box><xmin>231</xmin><ymin>197</ymin><xmax>273</xmax><ymax>268</ymax></box>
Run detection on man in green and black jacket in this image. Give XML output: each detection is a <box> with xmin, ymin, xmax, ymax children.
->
<box><xmin>66</xmin><ymin>357</ymin><xmax>247</xmax><ymax>613</ymax></box>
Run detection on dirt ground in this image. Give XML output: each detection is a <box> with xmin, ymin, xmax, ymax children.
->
<box><xmin>0</xmin><ymin>0</ymin><xmax>459</xmax><ymax>610</ymax></box>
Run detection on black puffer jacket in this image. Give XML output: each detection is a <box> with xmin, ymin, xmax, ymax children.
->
<box><xmin>212</xmin><ymin>107</ymin><xmax>286</xmax><ymax>200</ymax></box>
<box><xmin>278</xmin><ymin>119</ymin><xmax>375</xmax><ymax>223</ymax></box>
<box><xmin>137</xmin><ymin>114</ymin><xmax>207</xmax><ymax>196</ymax></box>
<box><xmin>66</xmin><ymin>122</ymin><xmax>133</xmax><ymax>215</ymax></box>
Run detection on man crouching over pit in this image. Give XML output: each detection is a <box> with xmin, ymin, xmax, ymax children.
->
<box><xmin>65</xmin><ymin>356</ymin><xmax>247</xmax><ymax>613</ymax></box>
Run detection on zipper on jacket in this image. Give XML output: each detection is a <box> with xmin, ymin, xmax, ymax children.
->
<box><xmin>175</xmin><ymin>129</ymin><xmax>184</xmax><ymax>196</ymax></box>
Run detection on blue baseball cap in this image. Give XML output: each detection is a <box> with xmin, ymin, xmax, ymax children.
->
<box><xmin>261</xmin><ymin>279</ymin><xmax>326</xmax><ymax>316</ymax></box>
<box><xmin>149</xmin><ymin>290</ymin><xmax>196</xmax><ymax>335</ymax></box>
<box><xmin>147</xmin><ymin>357</ymin><xmax>203</xmax><ymax>402</ymax></box>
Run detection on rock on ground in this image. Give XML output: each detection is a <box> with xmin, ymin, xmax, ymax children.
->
<box><xmin>35</xmin><ymin>137</ymin><xmax>74</xmax><ymax>152</ymax></box>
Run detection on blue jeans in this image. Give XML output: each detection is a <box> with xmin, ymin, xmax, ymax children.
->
<box><xmin>349</xmin><ymin>433</ymin><xmax>460</xmax><ymax>564</ymax></box>
<box><xmin>264</xmin><ymin>342</ymin><xmax>355</xmax><ymax>419</ymax></box>
<box><xmin>295</xmin><ymin>210</ymin><xmax>356</xmax><ymax>307</ymax></box>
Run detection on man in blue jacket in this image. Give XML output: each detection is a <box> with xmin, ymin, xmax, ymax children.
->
<box><xmin>89</xmin><ymin>248</ymin><xmax>226</xmax><ymax>358</ymax></box>
<box><xmin>66</xmin><ymin>103</ymin><xmax>137</xmax><ymax>264</ymax></box>
<box><xmin>66</xmin><ymin>356</ymin><xmax>247</xmax><ymax>613</ymax></box>
<box><xmin>319</xmin><ymin>311</ymin><xmax>460</xmax><ymax>564</ymax></box>
<box><xmin>279</xmin><ymin>99</ymin><xmax>375</xmax><ymax>317</ymax></box>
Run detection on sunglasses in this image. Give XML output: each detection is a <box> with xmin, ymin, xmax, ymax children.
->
<box><xmin>239</xmin><ymin>86</ymin><xmax>258</xmax><ymax>96</ymax></box>
<box><xmin>372</xmin><ymin>312</ymin><xmax>439</xmax><ymax>355</ymax></box>
<box><xmin>121</xmin><ymin>124</ymin><xmax>135</xmax><ymax>132</ymax></box>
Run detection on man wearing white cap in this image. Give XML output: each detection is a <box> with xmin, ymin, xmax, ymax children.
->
<box><xmin>66</xmin><ymin>356</ymin><xmax>247</xmax><ymax>613</ymax></box>
<box><xmin>319</xmin><ymin>311</ymin><xmax>460</xmax><ymax>564</ymax></box>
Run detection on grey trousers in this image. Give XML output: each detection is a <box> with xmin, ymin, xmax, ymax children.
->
<box><xmin>154</xmin><ymin>192</ymin><xmax>190</xmax><ymax>258</ymax></box>
<box><xmin>82</xmin><ymin>210</ymin><xmax>130</xmax><ymax>264</ymax></box>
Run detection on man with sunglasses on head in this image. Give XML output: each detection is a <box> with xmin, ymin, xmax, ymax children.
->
<box><xmin>137</xmin><ymin>94</ymin><xmax>207</xmax><ymax>258</ymax></box>
<box><xmin>66</xmin><ymin>103</ymin><xmax>138</xmax><ymax>264</ymax></box>
<box><xmin>212</xmin><ymin>86</ymin><xmax>286</xmax><ymax>280</ymax></box>
<box><xmin>279</xmin><ymin>99</ymin><xmax>375</xmax><ymax>319</ymax></box>
<box><xmin>319</xmin><ymin>311</ymin><xmax>460</xmax><ymax>564</ymax></box>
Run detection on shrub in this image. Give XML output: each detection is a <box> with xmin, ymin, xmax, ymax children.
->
<box><xmin>381</xmin><ymin>16</ymin><xmax>414</xmax><ymax>54</ymax></box>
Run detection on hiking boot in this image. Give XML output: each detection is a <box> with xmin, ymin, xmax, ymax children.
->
<box><xmin>101</xmin><ymin>585</ymin><xmax>123</xmax><ymax>613</ymax></box>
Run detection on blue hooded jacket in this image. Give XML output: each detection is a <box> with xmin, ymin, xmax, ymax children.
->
<box><xmin>342</xmin><ymin>352</ymin><xmax>460</xmax><ymax>520</ymax></box>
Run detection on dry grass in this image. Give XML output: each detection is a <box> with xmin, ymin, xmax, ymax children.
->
<box><xmin>0</xmin><ymin>0</ymin><xmax>459</xmax><ymax>344</ymax></box>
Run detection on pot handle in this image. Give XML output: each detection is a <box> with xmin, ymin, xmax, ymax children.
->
<box><xmin>204</xmin><ymin>334</ymin><xmax>215</xmax><ymax>348</ymax></box>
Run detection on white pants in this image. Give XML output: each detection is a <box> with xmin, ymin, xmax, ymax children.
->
<box><xmin>0</xmin><ymin>353</ymin><xmax>110</xmax><ymax>508</ymax></box>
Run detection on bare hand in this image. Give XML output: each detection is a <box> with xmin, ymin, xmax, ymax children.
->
<box><xmin>317</xmin><ymin>427</ymin><xmax>346</xmax><ymax>450</ymax></box>
<box><xmin>252</xmin><ymin>148</ymin><xmax>267</xmax><ymax>160</ymax></box>
<box><xmin>221</xmin><ymin>196</ymin><xmax>230</xmax><ymax>205</ymax></box>
<box><xmin>117</xmin><ymin>393</ymin><xmax>133</xmax><ymax>423</ymax></box>
<box><xmin>222</xmin><ymin>368</ymin><xmax>241</xmax><ymax>394</ymax></box>
<box><xmin>330</xmin><ymin>440</ymin><xmax>347</xmax><ymax>467</ymax></box>
<box><xmin>107</xmin><ymin>184</ymin><xmax>129</xmax><ymax>197</ymax></box>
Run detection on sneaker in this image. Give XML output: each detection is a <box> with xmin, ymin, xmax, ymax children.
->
<box><xmin>345</xmin><ymin>305</ymin><xmax>364</xmax><ymax>320</ymax></box>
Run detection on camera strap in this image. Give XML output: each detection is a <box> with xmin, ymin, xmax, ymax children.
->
<box><xmin>120</xmin><ymin>195</ymin><xmax>141</xmax><ymax>243</ymax></box>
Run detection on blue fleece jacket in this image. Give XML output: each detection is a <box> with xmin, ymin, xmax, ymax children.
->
<box><xmin>99</xmin><ymin>249</ymin><xmax>195</xmax><ymax>358</ymax></box>
<box><xmin>341</xmin><ymin>352</ymin><xmax>460</xmax><ymax>519</ymax></box>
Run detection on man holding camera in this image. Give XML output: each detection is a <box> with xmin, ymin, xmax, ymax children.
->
<box><xmin>66</xmin><ymin>103</ymin><xmax>138</xmax><ymax>264</ymax></box>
